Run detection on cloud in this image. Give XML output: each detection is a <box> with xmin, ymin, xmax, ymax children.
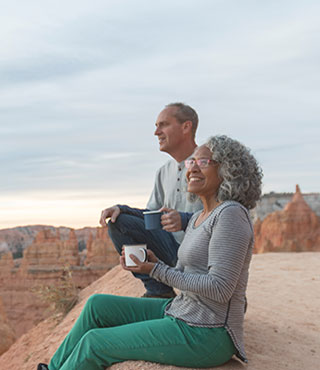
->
<box><xmin>1</xmin><ymin>0</ymin><xmax>320</xmax><ymax>227</ymax></box>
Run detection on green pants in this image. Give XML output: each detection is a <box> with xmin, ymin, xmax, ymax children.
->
<box><xmin>49</xmin><ymin>294</ymin><xmax>235</xmax><ymax>370</ymax></box>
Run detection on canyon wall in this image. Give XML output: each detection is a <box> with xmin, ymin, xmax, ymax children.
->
<box><xmin>254</xmin><ymin>185</ymin><xmax>320</xmax><ymax>253</ymax></box>
<box><xmin>0</xmin><ymin>293</ymin><xmax>15</xmax><ymax>355</ymax></box>
<box><xmin>251</xmin><ymin>190</ymin><xmax>320</xmax><ymax>222</ymax></box>
<box><xmin>0</xmin><ymin>226</ymin><xmax>96</xmax><ymax>257</ymax></box>
<box><xmin>1</xmin><ymin>186</ymin><xmax>319</xmax><ymax>354</ymax></box>
<box><xmin>0</xmin><ymin>227</ymin><xmax>118</xmax><ymax>340</ymax></box>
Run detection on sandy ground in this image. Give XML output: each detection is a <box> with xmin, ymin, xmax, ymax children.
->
<box><xmin>0</xmin><ymin>252</ymin><xmax>319</xmax><ymax>370</ymax></box>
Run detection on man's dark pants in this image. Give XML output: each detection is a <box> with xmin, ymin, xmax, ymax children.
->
<box><xmin>108</xmin><ymin>212</ymin><xmax>179</xmax><ymax>296</ymax></box>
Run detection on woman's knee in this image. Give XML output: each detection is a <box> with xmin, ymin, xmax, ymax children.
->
<box><xmin>81</xmin><ymin>328</ymin><xmax>101</xmax><ymax>346</ymax></box>
<box><xmin>72</xmin><ymin>329</ymin><xmax>105</xmax><ymax>364</ymax></box>
<box><xmin>84</xmin><ymin>294</ymin><xmax>109</xmax><ymax>314</ymax></box>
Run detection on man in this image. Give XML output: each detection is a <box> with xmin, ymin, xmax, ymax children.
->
<box><xmin>99</xmin><ymin>103</ymin><xmax>203</xmax><ymax>298</ymax></box>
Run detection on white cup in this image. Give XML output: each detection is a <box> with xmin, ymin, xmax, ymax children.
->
<box><xmin>123</xmin><ymin>245</ymin><xmax>147</xmax><ymax>267</ymax></box>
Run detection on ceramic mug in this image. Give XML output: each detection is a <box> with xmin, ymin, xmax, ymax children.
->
<box><xmin>123</xmin><ymin>244</ymin><xmax>147</xmax><ymax>266</ymax></box>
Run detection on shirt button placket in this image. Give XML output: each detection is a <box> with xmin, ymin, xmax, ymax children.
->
<box><xmin>177</xmin><ymin>167</ymin><xmax>182</xmax><ymax>199</ymax></box>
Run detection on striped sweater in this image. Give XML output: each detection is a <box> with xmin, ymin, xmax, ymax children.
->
<box><xmin>150</xmin><ymin>200</ymin><xmax>254</xmax><ymax>362</ymax></box>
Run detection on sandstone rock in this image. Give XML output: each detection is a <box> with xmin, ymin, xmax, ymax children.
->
<box><xmin>85</xmin><ymin>227</ymin><xmax>119</xmax><ymax>269</ymax></box>
<box><xmin>1</xmin><ymin>254</ymin><xmax>319</xmax><ymax>370</ymax></box>
<box><xmin>61</xmin><ymin>230</ymin><xmax>80</xmax><ymax>266</ymax></box>
<box><xmin>20</xmin><ymin>228</ymin><xmax>82</xmax><ymax>270</ymax></box>
<box><xmin>254</xmin><ymin>185</ymin><xmax>320</xmax><ymax>253</ymax></box>
<box><xmin>0</xmin><ymin>227</ymin><xmax>118</xmax><ymax>340</ymax></box>
<box><xmin>0</xmin><ymin>252</ymin><xmax>14</xmax><ymax>275</ymax></box>
<box><xmin>20</xmin><ymin>229</ymin><xmax>63</xmax><ymax>269</ymax></box>
<box><xmin>251</xmin><ymin>190</ymin><xmax>320</xmax><ymax>222</ymax></box>
<box><xmin>0</xmin><ymin>225</ymin><xmax>97</xmax><ymax>257</ymax></box>
<box><xmin>0</xmin><ymin>296</ymin><xmax>15</xmax><ymax>355</ymax></box>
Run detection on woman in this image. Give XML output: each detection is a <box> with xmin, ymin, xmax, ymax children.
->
<box><xmin>38</xmin><ymin>135</ymin><xmax>262</xmax><ymax>370</ymax></box>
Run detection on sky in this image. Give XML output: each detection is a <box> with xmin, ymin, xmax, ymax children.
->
<box><xmin>0</xmin><ymin>0</ymin><xmax>319</xmax><ymax>229</ymax></box>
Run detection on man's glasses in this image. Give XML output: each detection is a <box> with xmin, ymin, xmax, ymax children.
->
<box><xmin>184</xmin><ymin>159</ymin><xmax>217</xmax><ymax>169</ymax></box>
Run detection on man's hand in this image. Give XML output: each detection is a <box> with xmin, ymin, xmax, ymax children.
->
<box><xmin>160</xmin><ymin>207</ymin><xmax>182</xmax><ymax>232</ymax></box>
<box><xmin>120</xmin><ymin>249</ymin><xmax>158</xmax><ymax>275</ymax></box>
<box><xmin>99</xmin><ymin>205</ymin><xmax>120</xmax><ymax>227</ymax></box>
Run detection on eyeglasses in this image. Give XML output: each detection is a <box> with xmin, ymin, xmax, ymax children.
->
<box><xmin>184</xmin><ymin>159</ymin><xmax>217</xmax><ymax>169</ymax></box>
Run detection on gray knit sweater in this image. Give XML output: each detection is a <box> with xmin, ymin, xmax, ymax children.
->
<box><xmin>150</xmin><ymin>200</ymin><xmax>253</xmax><ymax>362</ymax></box>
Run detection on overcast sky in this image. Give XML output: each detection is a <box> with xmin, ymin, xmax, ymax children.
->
<box><xmin>1</xmin><ymin>0</ymin><xmax>319</xmax><ymax>229</ymax></box>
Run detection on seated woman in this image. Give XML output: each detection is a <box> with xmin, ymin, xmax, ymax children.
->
<box><xmin>38</xmin><ymin>135</ymin><xmax>262</xmax><ymax>370</ymax></box>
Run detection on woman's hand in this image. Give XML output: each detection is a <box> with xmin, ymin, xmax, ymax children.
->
<box><xmin>160</xmin><ymin>207</ymin><xmax>182</xmax><ymax>232</ymax></box>
<box><xmin>120</xmin><ymin>249</ymin><xmax>159</xmax><ymax>274</ymax></box>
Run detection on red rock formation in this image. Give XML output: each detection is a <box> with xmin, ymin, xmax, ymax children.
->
<box><xmin>0</xmin><ymin>227</ymin><xmax>119</xmax><ymax>340</ymax></box>
<box><xmin>0</xmin><ymin>225</ymin><xmax>98</xmax><ymax>257</ymax></box>
<box><xmin>0</xmin><ymin>252</ymin><xmax>14</xmax><ymax>274</ymax></box>
<box><xmin>85</xmin><ymin>227</ymin><xmax>118</xmax><ymax>269</ymax></box>
<box><xmin>0</xmin><ymin>296</ymin><xmax>15</xmax><ymax>355</ymax></box>
<box><xmin>254</xmin><ymin>185</ymin><xmax>320</xmax><ymax>253</ymax></box>
<box><xmin>85</xmin><ymin>232</ymin><xmax>94</xmax><ymax>262</ymax></box>
<box><xmin>20</xmin><ymin>229</ymin><xmax>63</xmax><ymax>269</ymax></box>
<box><xmin>61</xmin><ymin>230</ymin><xmax>80</xmax><ymax>266</ymax></box>
<box><xmin>1</xmin><ymin>254</ymin><xmax>320</xmax><ymax>370</ymax></box>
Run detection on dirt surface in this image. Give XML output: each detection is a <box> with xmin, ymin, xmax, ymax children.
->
<box><xmin>0</xmin><ymin>252</ymin><xmax>319</xmax><ymax>370</ymax></box>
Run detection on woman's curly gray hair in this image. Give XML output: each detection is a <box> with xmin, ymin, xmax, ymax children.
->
<box><xmin>205</xmin><ymin>135</ymin><xmax>263</xmax><ymax>209</ymax></box>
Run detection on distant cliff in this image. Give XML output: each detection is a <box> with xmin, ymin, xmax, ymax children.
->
<box><xmin>2</xmin><ymin>188</ymin><xmax>320</xmax><ymax>258</ymax></box>
<box><xmin>254</xmin><ymin>185</ymin><xmax>320</xmax><ymax>253</ymax></box>
<box><xmin>0</xmin><ymin>225</ymin><xmax>96</xmax><ymax>258</ymax></box>
<box><xmin>0</xmin><ymin>227</ymin><xmax>118</xmax><ymax>339</ymax></box>
<box><xmin>251</xmin><ymin>190</ymin><xmax>320</xmax><ymax>222</ymax></box>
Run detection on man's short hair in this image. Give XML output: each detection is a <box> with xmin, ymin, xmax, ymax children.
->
<box><xmin>165</xmin><ymin>102</ymin><xmax>198</xmax><ymax>138</ymax></box>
